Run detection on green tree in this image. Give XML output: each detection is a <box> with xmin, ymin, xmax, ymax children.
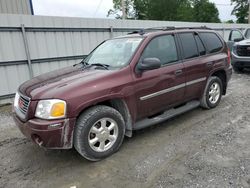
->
<box><xmin>107</xmin><ymin>0</ymin><xmax>221</xmax><ymax>23</ymax></box>
<box><xmin>133</xmin><ymin>0</ymin><xmax>149</xmax><ymax>20</ymax></box>
<box><xmin>176</xmin><ymin>1</ymin><xmax>194</xmax><ymax>21</ymax></box>
<box><xmin>225</xmin><ymin>19</ymin><xmax>235</xmax><ymax>23</ymax></box>
<box><xmin>107</xmin><ymin>0</ymin><xmax>135</xmax><ymax>19</ymax></box>
<box><xmin>134</xmin><ymin>0</ymin><xmax>194</xmax><ymax>21</ymax></box>
<box><xmin>231</xmin><ymin>0</ymin><xmax>248</xmax><ymax>23</ymax></box>
<box><xmin>192</xmin><ymin>0</ymin><xmax>221</xmax><ymax>23</ymax></box>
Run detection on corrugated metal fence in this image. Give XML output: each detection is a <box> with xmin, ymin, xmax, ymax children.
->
<box><xmin>0</xmin><ymin>0</ymin><xmax>33</xmax><ymax>15</ymax></box>
<box><xmin>0</xmin><ymin>14</ymin><xmax>249</xmax><ymax>104</ymax></box>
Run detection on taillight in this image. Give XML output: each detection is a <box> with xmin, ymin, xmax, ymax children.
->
<box><xmin>227</xmin><ymin>48</ymin><xmax>231</xmax><ymax>65</ymax></box>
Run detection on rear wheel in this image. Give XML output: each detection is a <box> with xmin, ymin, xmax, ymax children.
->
<box><xmin>201</xmin><ymin>76</ymin><xmax>223</xmax><ymax>109</ymax></box>
<box><xmin>74</xmin><ymin>105</ymin><xmax>125</xmax><ymax>161</ymax></box>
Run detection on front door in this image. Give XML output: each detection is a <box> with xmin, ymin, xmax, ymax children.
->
<box><xmin>228</xmin><ymin>29</ymin><xmax>245</xmax><ymax>51</ymax></box>
<box><xmin>133</xmin><ymin>34</ymin><xmax>185</xmax><ymax>120</ymax></box>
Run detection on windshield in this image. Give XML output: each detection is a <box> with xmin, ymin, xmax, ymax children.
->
<box><xmin>84</xmin><ymin>37</ymin><xmax>143</xmax><ymax>68</ymax></box>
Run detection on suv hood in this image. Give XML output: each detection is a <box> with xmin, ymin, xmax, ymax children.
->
<box><xmin>19</xmin><ymin>65</ymin><xmax>113</xmax><ymax>100</ymax></box>
<box><xmin>236</xmin><ymin>39</ymin><xmax>250</xmax><ymax>46</ymax></box>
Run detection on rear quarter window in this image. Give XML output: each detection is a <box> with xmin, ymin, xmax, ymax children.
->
<box><xmin>194</xmin><ymin>34</ymin><xmax>206</xmax><ymax>56</ymax></box>
<box><xmin>199</xmin><ymin>32</ymin><xmax>223</xmax><ymax>54</ymax></box>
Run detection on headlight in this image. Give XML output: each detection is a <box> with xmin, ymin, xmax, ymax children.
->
<box><xmin>35</xmin><ymin>99</ymin><xmax>66</xmax><ymax>119</ymax></box>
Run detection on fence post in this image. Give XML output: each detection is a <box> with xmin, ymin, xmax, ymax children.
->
<box><xmin>21</xmin><ymin>24</ymin><xmax>33</xmax><ymax>78</ymax></box>
<box><xmin>222</xmin><ymin>27</ymin><xmax>225</xmax><ymax>39</ymax></box>
<box><xmin>109</xmin><ymin>26</ymin><xmax>114</xmax><ymax>39</ymax></box>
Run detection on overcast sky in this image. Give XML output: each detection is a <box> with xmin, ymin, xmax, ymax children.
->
<box><xmin>32</xmin><ymin>0</ymin><xmax>236</xmax><ymax>21</ymax></box>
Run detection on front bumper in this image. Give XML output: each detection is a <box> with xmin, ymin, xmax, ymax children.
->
<box><xmin>231</xmin><ymin>51</ymin><xmax>250</xmax><ymax>68</ymax></box>
<box><xmin>13</xmin><ymin>113</ymin><xmax>76</xmax><ymax>149</ymax></box>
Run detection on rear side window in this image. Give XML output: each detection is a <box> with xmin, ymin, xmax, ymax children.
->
<box><xmin>179</xmin><ymin>33</ymin><xmax>199</xmax><ymax>59</ymax></box>
<box><xmin>141</xmin><ymin>35</ymin><xmax>178</xmax><ymax>65</ymax></box>
<box><xmin>194</xmin><ymin>34</ymin><xmax>206</xmax><ymax>56</ymax></box>
<box><xmin>199</xmin><ymin>32</ymin><xmax>223</xmax><ymax>53</ymax></box>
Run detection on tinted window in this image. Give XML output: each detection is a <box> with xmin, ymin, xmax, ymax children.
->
<box><xmin>230</xmin><ymin>30</ymin><xmax>244</xmax><ymax>41</ymax></box>
<box><xmin>199</xmin><ymin>32</ymin><xmax>223</xmax><ymax>53</ymax></box>
<box><xmin>141</xmin><ymin>35</ymin><xmax>178</xmax><ymax>65</ymax></box>
<box><xmin>245</xmin><ymin>29</ymin><xmax>250</xmax><ymax>39</ymax></box>
<box><xmin>194</xmin><ymin>34</ymin><xmax>206</xmax><ymax>56</ymax></box>
<box><xmin>179</xmin><ymin>33</ymin><xmax>199</xmax><ymax>59</ymax></box>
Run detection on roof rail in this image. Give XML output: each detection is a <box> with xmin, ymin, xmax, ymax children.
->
<box><xmin>146</xmin><ymin>26</ymin><xmax>212</xmax><ymax>31</ymax></box>
<box><xmin>127</xmin><ymin>26</ymin><xmax>212</xmax><ymax>35</ymax></box>
<box><xmin>127</xmin><ymin>29</ymin><xmax>145</xmax><ymax>35</ymax></box>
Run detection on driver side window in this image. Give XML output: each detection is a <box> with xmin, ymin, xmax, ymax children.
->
<box><xmin>245</xmin><ymin>29</ymin><xmax>250</xmax><ymax>39</ymax></box>
<box><xmin>141</xmin><ymin>35</ymin><xmax>178</xmax><ymax>65</ymax></box>
<box><xmin>229</xmin><ymin>30</ymin><xmax>244</xmax><ymax>42</ymax></box>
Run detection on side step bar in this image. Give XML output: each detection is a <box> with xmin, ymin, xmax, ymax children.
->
<box><xmin>133</xmin><ymin>100</ymin><xmax>200</xmax><ymax>130</ymax></box>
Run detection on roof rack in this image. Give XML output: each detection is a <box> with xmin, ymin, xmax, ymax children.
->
<box><xmin>128</xmin><ymin>26</ymin><xmax>212</xmax><ymax>35</ymax></box>
<box><xmin>127</xmin><ymin>29</ymin><xmax>145</xmax><ymax>35</ymax></box>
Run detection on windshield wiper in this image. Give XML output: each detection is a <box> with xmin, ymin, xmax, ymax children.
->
<box><xmin>73</xmin><ymin>60</ymin><xmax>89</xmax><ymax>68</ymax></box>
<box><xmin>88</xmin><ymin>63</ymin><xmax>110</xmax><ymax>70</ymax></box>
<box><xmin>81</xmin><ymin>60</ymin><xmax>89</xmax><ymax>67</ymax></box>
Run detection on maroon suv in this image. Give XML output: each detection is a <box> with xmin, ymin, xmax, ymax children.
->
<box><xmin>13</xmin><ymin>27</ymin><xmax>232</xmax><ymax>161</ymax></box>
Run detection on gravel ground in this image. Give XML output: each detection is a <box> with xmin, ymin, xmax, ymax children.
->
<box><xmin>0</xmin><ymin>71</ymin><xmax>250</xmax><ymax>188</ymax></box>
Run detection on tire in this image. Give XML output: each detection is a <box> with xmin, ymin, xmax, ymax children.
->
<box><xmin>200</xmin><ymin>76</ymin><xmax>223</xmax><ymax>109</ymax></box>
<box><xmin>233</xmin><ymin>65</ymin><xmax>243</xmax><ymax>73</ymax></box>
<box><xmin>74</xmin><ymin>105</ymin><xmax>125</xmax><ymax>161</ymax></box>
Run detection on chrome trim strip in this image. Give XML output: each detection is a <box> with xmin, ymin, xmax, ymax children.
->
<box><xmin>140</xmin><ymin>83</ymin><xmax>186</xmax><ymax>101</ymax></box>
<box><xmin>140</xmin><ymin>77</ymin><xmax>206</xmax><ymax>101</ymax></box>
<box><xmin>186</xmin><ymin>77</ymin><xmax>206</xmax><ymax>86</ymax></box>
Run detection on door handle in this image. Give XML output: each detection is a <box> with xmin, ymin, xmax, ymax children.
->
<box><xmin>175</xmin><ymin>69</ymin><xmax>183</xmax><ymax>76</ymax></box>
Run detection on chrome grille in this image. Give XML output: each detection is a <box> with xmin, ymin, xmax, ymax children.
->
<box><xmin>18</xmin><ymin>95</ymin><xmax>30</xmax><ymax>114</ymax></box>
<box><xmin>237</xmin><ymin>45</ymin><xmax>250</xmax><ymax>57</ymax></box>
<box><xmin>15</xmin><ymin>93</ymin><xmax>30</xmax><ymax>119</ymax></box>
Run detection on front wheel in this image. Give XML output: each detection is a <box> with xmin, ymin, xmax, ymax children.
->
<box><xmin>200</xmin><ymin>76</ymin><xmax>223</xmax><ymax>109</ymax></box>
<box><xmin>74</xmin><ymin>105</ymin><xmax>125</xmax><ymax>161</ymax></box>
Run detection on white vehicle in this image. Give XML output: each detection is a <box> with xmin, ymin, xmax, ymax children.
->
<box><xmin>228</xmin><ymin>29</ymin><xmax>250</xmax><ymax>72</ymax></box>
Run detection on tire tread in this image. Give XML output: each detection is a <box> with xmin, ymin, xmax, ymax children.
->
<box><xmin>74</xmin><ymin>105</ymin><xmax>125</xmax><ymax>161</ymax></box>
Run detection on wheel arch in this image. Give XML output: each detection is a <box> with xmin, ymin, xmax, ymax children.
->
<box><xmin>76</xmin><ymin>98</ymin><xmax>133</xmax><ymax>137</ymax></box>
<box><xmin>210</xmin><ymin>69</ymin><xmax>227</xmax><ymax>95</ymax></box>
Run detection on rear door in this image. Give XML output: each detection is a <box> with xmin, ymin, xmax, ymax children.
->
<box><xmin>178</xmin><ymin>32</ymin><xmax>208</xmax><ymax>101</ymax></box>
<box><xmin>179</xmin><ymin>32</ymin><xmax>226</xmax><ymax>101</ymax></box>
<box><xmin>133</xmin><ymin>34</ymin><xmax>185</xmax><ymax>120</ymax></box>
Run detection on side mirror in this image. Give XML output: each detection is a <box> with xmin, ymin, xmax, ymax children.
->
<box><xmin>234</xmin><ymin>37</ymin><xmax>244</xmax><ymax>42</ymax></box>
<box><xmin>137</xmin><ymin>58</ymin><xmax>161</xmax><ymax>71</ymax></box>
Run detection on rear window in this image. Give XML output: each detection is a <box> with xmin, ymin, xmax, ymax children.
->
<box><xmin>194</xmin><ymin>34</ymin><xmax>206</xmax><ymax>56</ymax></box>
<box><xmin>199</xmin><ymin>32</ymin><xmax>223</xmax><ymax>54</ymax></box>
<box><xmin>179</xmin><ymin>33</ymin><xmax>199</xmax><ymax>59</ymax></box>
